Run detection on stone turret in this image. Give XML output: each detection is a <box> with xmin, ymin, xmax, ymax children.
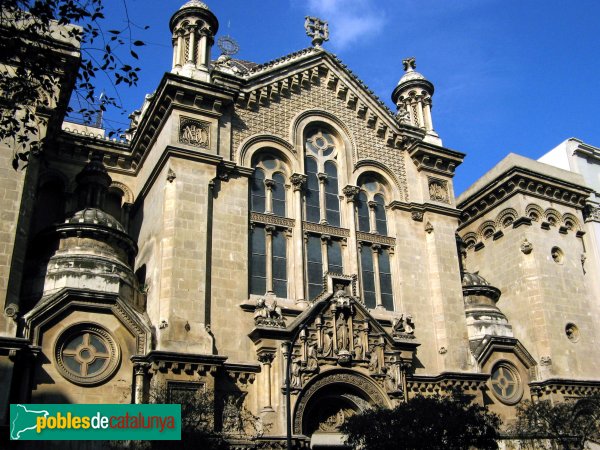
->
<box><xmin>41</xmin><ymin>156</ymin><xmax>142</xmax><ymax>309</ymax></box>
<box><xmin>392</xmin><ymin>57</ymin><xmax>441</xmax><ymax>145</ymax></box>
<box><xmin>461</xmin><ymin>272</ymin><xmax>513</xmax><ymax>353</ymax></box>
<box><xmin>169</xmin><ymin>0</ymin><xmax>219</xmax><ymax>82</ymax></box>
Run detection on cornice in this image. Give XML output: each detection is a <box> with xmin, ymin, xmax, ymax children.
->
<box><xmin>389</xmin><ymin>201</ymin><xmax>462</xmax><ymax>218</ymax></box>
<box><xmin>129</xmin><ymin>74</ymin><xmax>237</xmax><ymax>170</ymax></box>
<box><xmin>472</xmin><ymin>336</ymin><xmax>537</xmax><ymax>369</ymax></box>
<box><xmin>458</xmin><ymin>166</ymin><xmax>592</xmax><ymax>228</ymax></box>
<box><xmin>408</xmin><ymin>141</ymin><xmax>465</xmax><ymax>177</ymax></box>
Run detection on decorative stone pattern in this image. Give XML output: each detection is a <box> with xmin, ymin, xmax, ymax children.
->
<box><xmin>232</xmin><ymin>65</ymin><xmax>409</xmax><ymax>201</ymax></box>
<box><xmin>179</xmin><ymin>116</ymin><xmax>210</xmax><ymax>148</ymax></box>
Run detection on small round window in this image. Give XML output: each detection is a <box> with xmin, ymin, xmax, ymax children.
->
<box><xmin>490</xmin><ymin>363</ymin><xmax>523</xmax><ymax>405</ymax></box>
<box><xmin>565</xmin><ymin>323</ymin><xmax>580</xmax><ymax>343</ymax></box>
<box><xmin>55</xmin><ymin>324</ymin><xmax>120</xmax><ymax>385</ymax></box>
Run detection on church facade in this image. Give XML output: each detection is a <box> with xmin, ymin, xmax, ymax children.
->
<box><xmin>1</xmin><ymin>1</ymin><xmax>599</xmax><ymax>447</ymax></box>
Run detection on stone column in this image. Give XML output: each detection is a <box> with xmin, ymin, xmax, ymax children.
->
<box><xmin>416</xmin><ymin>98</ymin><xmax>426</xmax><ymax>130</ymax></box>
<box><xmin>264</xmin><ymin>179</ymin><xmax>275</xmax><ymax>214</ymax></box>
<box><xmin>133</xmin><ymin>362</ymin><xmax>150</xmax><ymax>404</ymax></box>
<box><xmin>187</xmin><ymin>28</ymin><xmax>196</xmax><ymax>64</ymax></box>
<box><xmin>176</xmin><ymin>34</ymin><xmax>184</xmax><ymax>67</ymax></box>
<box><xmin>198</xmin><ymin>33</ymin><xmax>208</xmax><ymax>68</ymax></box>
<box><xmin>372</xmin><ymin>244</ymin><xmax>383</xmax><ymax>309</ymax></box>
<box><xmin>320</xmin><ymin>234</ymin><xmax>330</xmax><ymax>272</ymax></box>
<box><xmin>368</xmin><ymin>201</ymin><xmax>377</xmax><ymax>233</ymax></box>
<box><xmin>343</xmin><ymin>185</ymin><xmax>360</xmax><ymax>279</ymax></box>
<box><xmin>318</xmin><ymin>172</ymin><xmax>327</xmax><ymax>224</ymax></box>
<box><xmin>423</xmin><ymin>98</ymin><xmax>433</xmax><ymax>131</ymax></box>
<box><xmin>258</xmin><ymin>352</ymin><xmax>275</xmax><ymax>411</ymax></box>
<box><xmin>290</xmin><ymin>174</ymin><xmax>307</xmax><ymax>302</ymax></box>
<box><xmin>265</xmin><ymin>226</ymin><xmax>275</xmax><ymax>294</ymax></box>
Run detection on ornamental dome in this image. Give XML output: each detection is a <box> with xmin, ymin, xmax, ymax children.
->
<box><xmin>462</xmin><ymin>271</ymin><xmax>492</xmax><ymax>288</ymax></box>
<box><xmin>66</xmin><ymin>208</ymin><xmax>125</xmax><ymax>233</ymax></box>
<box><xmin>397</xmin><ymin>68</ymin><xmax>427</xmax><ymax>85</ymax></box>
<box><xmin>179</xmin><ymin>0</ymin><xmax>209</xmax><ymax>10</ymax></box>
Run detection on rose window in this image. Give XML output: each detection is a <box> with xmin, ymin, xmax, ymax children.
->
<box><xmin>490</xmin><ymin>363</ymin><xmax>522</xmax><ymax>404</ymax></box>
<box><xmin>55</xmin><ymin>324</ymin><xmax>119</xmax><ymax>385</ymax></box>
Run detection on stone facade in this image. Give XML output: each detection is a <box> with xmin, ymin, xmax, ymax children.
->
<box><xmin>1</xmin><ymin>1</ymin><xmax>599</xmax><ymax>447</ymax></box>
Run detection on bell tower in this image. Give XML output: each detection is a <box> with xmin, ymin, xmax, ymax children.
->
<box><xmin>169</xmin><ymin>0</ymin><xmax>219</xmax><ymax>82</ymax></box>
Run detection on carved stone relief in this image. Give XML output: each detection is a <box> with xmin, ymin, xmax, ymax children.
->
<box><xmin>428</xmin><ymin>177</ymin><xmax>449</xmax><ymax>203</ymax></box>
<box><xmin>179</xmin><ymin>116</ymin><xmax>210</xmax><ymax>148</ymax></box>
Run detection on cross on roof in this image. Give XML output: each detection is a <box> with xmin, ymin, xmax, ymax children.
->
<box><xmin>403</xmin><ymin>57</ymin><xmax>417</xmax><ymax>72</ymax></box>
<box><xmin>305</xmin><ymin>16</ymin><xmax>329</xmax><ymax>47</ymax></box>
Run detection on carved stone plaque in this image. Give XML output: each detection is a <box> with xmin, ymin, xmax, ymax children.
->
<box><xmin>179</xmin><ymin>116</ymin><xmax>210</xmax><ymax>149</ymax></box>
<box><xmin>428</xmin><ymin>177</ymin><xmax>449</xmax><ymax>203</ymax></box>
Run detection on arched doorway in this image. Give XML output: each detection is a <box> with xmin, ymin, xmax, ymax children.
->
<box><xmin>293</xmin><ymin>370</ymin><xmax>390</xmax><ymax>448</ymax></box>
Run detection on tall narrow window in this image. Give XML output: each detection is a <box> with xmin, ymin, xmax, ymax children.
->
<box><xmin>272</xmin><ymin>230</ymin><xmax>287</xmax><ymax>298</ymax></box>
<box><xmin>379</xmin><ymin>250</ymin><xmax>393</xmax><ymax>310</ymax></box>
<box><xmin>251</xmin><ymin>168</ymin><xmax>266</xmax><ymax>213</ymax></box>
<box><xmin>305</xmin><ymin>157</ymin><xmax>320</xmax><ymax>223</ymax></box>
<box><xmin>373</xmin><ymin>194</ymin><xmax>387</xmax><ymax>235</ymax></box>
<box><xmin>272</xmin><ymin>173</ymin><xmax>286</xmax><ymax>217</ymax></box>
<box><xmin>327</xmin><ymin>240</ymin><xmax>343</xmax><ymax>274</ymax></box>
<box><xmin>324</xmin><ymin>161</ymin><xmax>340</xmax><ymax>226</ymax></box>
<box><xmin>356</xmin><ymin>192</ymin><xmax>370</xmax><ymax>232</ymax></box>
<box><xmin>306</xmin><ymin>235</ymin><xmax>323</xmax><ymax>300</ymax></box>
<box><xmin>250</xmin><ymin>226</ymin><xmax>266</xmax><ymax>295</ymax></box>
<box><xmin>360</xmin><ymin>244</ymin><xmax>376</xmax><ymax>309</ymax></box>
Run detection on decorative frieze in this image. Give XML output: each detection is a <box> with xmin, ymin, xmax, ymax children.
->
<box><xmin>356</xmin><ymin>231</ymin><xmax>395</xmax><ymax>247</ymax></box>
<box><xmin>250</xmin><ymin>212</ymin><xmax>295</xmax><ymax>228</ymax></box>
<box><xmin>303</xmin><ymin>221</ymin><xmax>350</xmax><ymax>238</ymax></box>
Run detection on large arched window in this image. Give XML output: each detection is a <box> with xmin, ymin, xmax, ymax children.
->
<box><xmin>302</xmin><ymin>127</ymin><xmax>344</xmax><ymax>300</ymax></box>
<box><xmin>249</xmin><ymin>151</ymin><xmax>290</xmax><ymax>298</ymax></box>
<box><xmin>303</xmin><ymin>129</ymin><xmax>340</xmax><ymax>225</ymax></box>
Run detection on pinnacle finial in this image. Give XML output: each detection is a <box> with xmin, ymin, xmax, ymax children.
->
<box><xmin>403</xmin><ymin>57</ymin><xmax>416</xmax><ymax>72</ymax></box>
<box><xmin>305</xmin><ymin>16</ymin><xmax>329</xmax><ymax>47</ymax></box>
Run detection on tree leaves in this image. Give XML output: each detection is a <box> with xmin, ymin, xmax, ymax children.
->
<box><xmin>0</xmin><ymin>0</ymin><xmax>148</xmax><ymax>169</ymax></box>
<box><xmin>340</xmin><ymin>390</ymin><xmax>502</xmax><ymax>450</ymax></box>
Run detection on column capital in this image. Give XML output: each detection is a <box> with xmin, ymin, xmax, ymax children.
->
<box><xmin>290</xmin><ymin>173</ymin><xmax>307</xmax><ymax>192</ymax></box>
<box><xmin>342</xmin><ymin>185</ymin><xmax>360</xmax><ymax>202</ymax></box>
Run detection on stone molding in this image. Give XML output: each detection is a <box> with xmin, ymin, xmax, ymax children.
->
<box><xmin>459</xmin><ymin>168</ymin><xmax>592</xmax><ymax>228</ymax></box>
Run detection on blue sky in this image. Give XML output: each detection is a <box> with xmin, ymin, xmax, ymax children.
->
<box><xmin>90</xmin><ymin>0</ymin><xmax>600</xmax><ymax>194</ymax></box>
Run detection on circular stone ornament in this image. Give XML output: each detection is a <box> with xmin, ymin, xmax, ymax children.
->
<box><xmin>217</xmin><ymin>36</ymin><xmax>239</xmax><ymax>56</ymax></box>
<box><xmin>55</xmin><ymin>323</ymin><xmax>120</xmax><ymax>386</ymax></box>
<box><xmin>490</xmin><ymin>362</ymin><xmax>523</xmax><ymax>405</ymax></box>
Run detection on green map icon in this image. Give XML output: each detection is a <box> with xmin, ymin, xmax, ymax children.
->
<box><xmin>10</xmin><ymin>404</ymin><xmax>49</xmax><ymax>440</ymax></box>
